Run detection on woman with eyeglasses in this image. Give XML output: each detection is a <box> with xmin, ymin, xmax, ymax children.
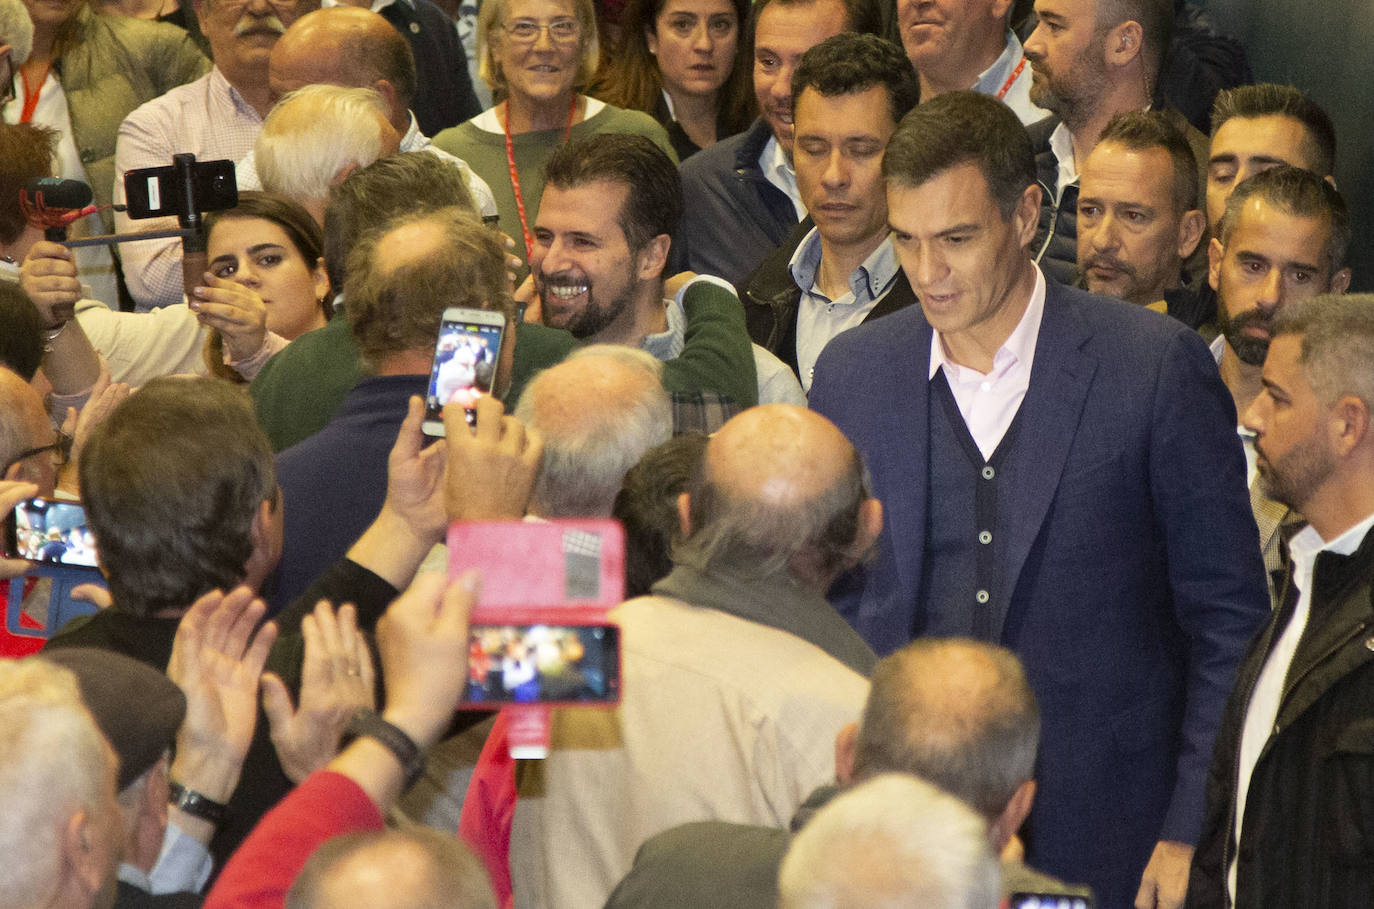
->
<box><xmin>432</xmin><ymin>0</ymin><xmax>677</xmax><ymax>271</ymax></box>
<box><xmin>591</xmin><ymin>0</ymin><xmax>752</xmax><ymax>161</ymax></box>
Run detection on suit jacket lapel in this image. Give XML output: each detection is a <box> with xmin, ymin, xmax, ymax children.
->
<box><xmin>993</xmin><ymin>283</ymin><xmax>1097</xmax><ymax>640</ymax></box>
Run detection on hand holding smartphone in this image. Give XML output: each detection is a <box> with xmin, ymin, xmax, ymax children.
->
<box><xmin>422</xmin><ymin>306</ymin><xmax>507</xmax><ymax>436</ymax></box>
<box><xmin>4</xmin><ymin>497</ymin><xmax>100</xmax><ymax>571</ymax></box>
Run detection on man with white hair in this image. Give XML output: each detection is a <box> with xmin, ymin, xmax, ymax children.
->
<box><xmin>0</xmin><ymin>657</ymin><xmax>121</xmax><ymax>909</ymax></box>
<box><xmin>252</xmin><ymin>84</ymin><xmax>401</xmax><ymax>224</ymax></box>
<box><xmin>514</xmin><ymin>346</ymin><xmax>672</xmax><ymax>518</ymax></box>
<box><xmin>113</xmin><ymin>0</ymin><xmax>321</xmax><ymax>310</ymax></box>
<box><xmin>779</xmin><ymin>775</ymin><xmax>1001</xmax><ymax>909</ymax></box>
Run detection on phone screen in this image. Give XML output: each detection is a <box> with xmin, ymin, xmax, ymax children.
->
<box><xmin>424</xmin><ymin>316</ymin><xmax>504</xmax><ymax>431</ymax></box>
<box><xmin>1009</xmin><ymin>895</ymin><xmax>1093</xmax><ymax>909</ymax></box>
<box><xmin>463</xmin><ymin>623</ymin><xmax>620</xmax><ymax>706</ymax></box>
<box><xmin>6</xmin><ymin>498</ymin><xmax>99</xmax><ymax>569</ymax></box>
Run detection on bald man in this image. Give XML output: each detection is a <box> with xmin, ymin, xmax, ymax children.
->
<box><xmin>514</xmin><ymin>347</ymin><xmax>672</xmax><ymax>519</ymax></box>
<box><xmin>510</xmin><ymin>404</ymin><xmax>881</xmax><ymax>909</ymax></box>
<box><xmin>235</xmin><ymin>7</ymin><xmax>497</xmax><ymax>220</ymax></box>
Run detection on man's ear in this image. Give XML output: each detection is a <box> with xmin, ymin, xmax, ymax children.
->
<box><xmin>635</xmin><ymin>234</ymin><xmax>672</xmax><ymax>283</ymax></box>
<box><xmin>63</xmin><ymin>809</ymin><xmax>109</xmax><ymax>900</ymax></box>
<box><xmin>1331</xmin><ymin>267</ymin><xmax>1352</xmax><ymax>295</ymax></box>
<box><xmin>848</xmin><ymin>498</ymin><xmax>883</xmax><ymax>562</ymax></box>
<box><xmin>988</xmin><ymin>779</ymin><xmax>1036</xmax><ymax>853</ymax></box>
<box><xmin>676</xmin><ymin>491</ymin><xmax>692</xmax><ymax>537</ymax></box>
<box><xmin>1330</xmin><ymin>395</ymin><xmax>1371</xmax><ymax>458</ymax></box>
<box><xmin>833</xmin><ymin>722</ymin><xmax>859</xmax><ymax>785</ymax></box>
<box><xmin>372</xmin><ymin>78</ymin><xmax>400</xmax><ymax>119</ymax></box>
<box><xmin>1105</xmin><ymin>21</ymin><xmax>1143</xmax><ymax>67</ymax></box>
<box><xmin>127</xmin><ymin>759</ymin><xmax>170</xmax><ymax>872</ymax></box>
<box><xmin>1014</xmin><ymin>183</ymin><xmax>1042</xmax><ymax>250</ymax></box>
<box><xmin>1208</xmin><ymin>236</ymin><xmax>1224</xmax><ymax>292</ymax></box>
<box><xmin>1177</xmin><ymin>210</ymin><xmax>1206</xmax><ymax>260</ymax></box>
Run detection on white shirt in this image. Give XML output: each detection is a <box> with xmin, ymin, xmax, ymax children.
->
<box><xmin>116</xmin><ymin>821</ymin><xmax>212</xmax><ymax>896</ymax></box>
<box><xmin>929</xmin><ymin>264</ymin><xmax>1047</xmax><ymax>459</ymax></box>
<box><xmin>469</xmin><ymin>96</ymin><xmax>606</xmax><ymax>133</ymax></box>
<box><xmin>1228</xmin><ymin>511</ymin><xmax>1374</xmax><ymax>903</ymax></box>
<box><xmin>788</xmin><ymin>230</ymin><xmax>900</xmax><ymax>392</ymax></box>
<box><xmin>759</xmin><ymin>135</ymin><xmax>806</xmax><ymax>220</ymax></box>
<box><xmin>4</xmin><ymin>70</ymin><xmax>120</xmax><ymax>307</ymax></box>
<box><xmin>971</xmin><ymin>31</ymin><xmax>1050</xmax><ymax>127</ymax></box>
<box><xmin>1047</xmin><ymin>120</ymin><xmax>1078</xmax><ymax>204</ymax></box>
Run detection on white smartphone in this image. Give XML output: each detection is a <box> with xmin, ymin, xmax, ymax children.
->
<box><xmin>422</xmin><ymin>306</ymin><xmax>507</xmax><ymax>437</ymax></box>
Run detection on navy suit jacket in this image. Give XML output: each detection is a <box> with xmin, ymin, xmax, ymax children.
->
<box><xmin>810</xmin><ymin>276</ymin><xmax>1270</xmax><ymax>907</ymax></box>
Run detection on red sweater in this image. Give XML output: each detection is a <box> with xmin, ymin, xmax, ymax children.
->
<box><xmin>204</xmin><ymin>771</ymin><xmax>384</xmax><ymax>909</ymax></box>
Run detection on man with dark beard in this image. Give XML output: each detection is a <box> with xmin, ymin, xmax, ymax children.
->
<box><xmin>1208</xmin><ymin>165</ymin><xmax>1351</xmax><ymax>604</ymax></box>
<box><xmin>532</xmin><ymin>134</ymin><xmax>804</xmax><ymax>414</ymax></box>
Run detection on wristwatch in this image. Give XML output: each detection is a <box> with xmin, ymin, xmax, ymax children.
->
<box><xmin>168</xmin><ymin>781</ymin><xmax>229</xmax><ymax>826</ymax></box>
<box><xmin>344</xmin><ymin>709</ymin><xmax>426</xmax><ymax>790</ymax></box>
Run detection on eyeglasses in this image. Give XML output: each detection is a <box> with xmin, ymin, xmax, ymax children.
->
<box><xmin>2</xmin><ymin>431</ymin><xmax>73</xmax><ymax>476</ymax></box>
<box><xmin>502</xmin><ymin>18</ymin><xmax>581</xmax><ymax>44</ymax></box>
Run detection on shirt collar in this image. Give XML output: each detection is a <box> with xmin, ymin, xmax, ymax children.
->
<box><xmin>1049</xmin><ymin>120</ymin><xmax>1077</xmax><ymax>188</ymax></box>
<box><xmin>1290</xmin><ymin>510</ymin><xmax>1374</xmax><ymax>562</ymax></box>
<box><xmin>321</xmin><ymin>0</ymin><xmax>410</xmax><ymax>10</ymax></box>
<box><xmin>641</xmin><ymin>298</ymin><xmax>684</xmax><ymax>361</ymax></box>
<box><xmin>211</xmin><ymin>67</ymin><xmax>262</xmax><ymax>122</ymax></box>
<box><xmin>788</xmin><ymin>229</ymin><xmax>899</xmax><ymax>302</ymax></box>
<box><xmin>971</xmin><ymin>30</ymin><xmax>1025</xmax><ymax>95</ymax></box>
<box><xmin>929</xmin><ymin>263</ymin><xmax>1047</xmax><ymax>381</ymax></box>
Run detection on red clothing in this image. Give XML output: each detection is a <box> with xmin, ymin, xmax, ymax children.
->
<box><xmin>204</xmin><ymin>771</ymin><xmax>384</xmax><ymax>909</ymax></box>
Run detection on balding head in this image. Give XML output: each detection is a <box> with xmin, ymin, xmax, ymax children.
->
<box><xmin>515</xmin><ymin>347</ymin><xmax>672</xmax><ymax>518</ymax></box>
<box><xmin>0</xmin><ymin>367</ymin><xmax>57</xmax><ymax>497</ymax></box>
<box><xmin>287</xmin><ymin>826</ymin><xmax>496</xmax><ymax>909</ymax></box>
<box><xmin>676</xmin><ymin>406</ymin><xmax>881</xmax><ymax>589</ymax></box>
<box><xmin>850</xmin><ymin>639</ymin><xmax>1039</xmax><ymax>822</ymax></box>
<box><xmin>269</xmin><ymin>7</ymin><xmax>416</xmax><ymax>131</ymax></box>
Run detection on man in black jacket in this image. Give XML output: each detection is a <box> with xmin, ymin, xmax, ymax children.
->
<box><xmin>1188</xmin><ymin>295</ymin><xmax>1374</xmax><ymax>909</ymax></box>
<box><xmin>738</xmin><ymin>33</ymin><xmax>918</xmax><ymax>392</ymax></box>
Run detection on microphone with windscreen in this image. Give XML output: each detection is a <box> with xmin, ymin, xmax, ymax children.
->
<box><xmin>20</xmin><ymin>178</ymin><xmax>96</xmax><ymax>242</ymax></box>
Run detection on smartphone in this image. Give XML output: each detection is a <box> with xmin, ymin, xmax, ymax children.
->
<box><xmin>123</xmin><ymin>160</ymin><xmax>238</xmax><ymax>220</ymax></box>
<box><xmin>422</xmin><ymin>306</ymin><xmax>507</xmax><ymax>436</ymax></box>
<box><xmin>1009</xmin><ymin>895</ymin><xmax>1094</xmax><ymax>909</ymax></box>
<box><xmin>4</xmin><ymin>497</ymin><xmax>100</xmax><ymax>570</ymax></box>
<box><xmin>461</xmin><ymin>622</ymin><xmax>620</xmax><ymax>708</ymax></box>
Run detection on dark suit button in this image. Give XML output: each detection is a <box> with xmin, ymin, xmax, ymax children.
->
<box><xmin>981</xmin><ymin>466</ymin><xmax>995</xmax><ymax>480</ymax></box>
<box><xmin>975</xmin><ymin>589</ymin><xmax>990</xmax><ymax>604</ymax></box>
<box><xmin>978</xmin><ymin>531</ymin><xmax>992</xmax><ymax>544</ymax></box>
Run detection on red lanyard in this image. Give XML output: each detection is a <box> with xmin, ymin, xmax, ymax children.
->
<box><xmin>504</xmin><ymin>94</ymin><xmax>579</xmax><ymax>262</ymax></box>
<box><xmin>996</xmin><ymin>56</ymin><xmax>1027</xmax><ymax>101</ymax></box>
<box><xmin>19</xmin><ymin>62</ymin><xmax>51</xmax><ymax>123</ymax></box>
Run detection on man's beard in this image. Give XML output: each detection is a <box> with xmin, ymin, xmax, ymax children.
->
<box><xmin>536</xmin><ymin>270</ymin><xmax>634</xmax><ymax>340</ymax></box>
<box><xmin>1221</xmin><ymin>307</ymin><xmax>1275</xmax><ymax>366</ymax></box>
<box><xmin>1255</xmin><ymin>433</ymin><xmax>1336</xmax><ymax>512</ymax></box>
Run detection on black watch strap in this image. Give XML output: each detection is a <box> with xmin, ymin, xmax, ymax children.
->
<box><xmin>168</xmin><ymin>782</ymin><xmax>229</xmax><ymax>826</ymax></box>
<box><xmin>345</xmin><ymin>709</ymin><xmax>426</xmax><ymax>790</ymax></box>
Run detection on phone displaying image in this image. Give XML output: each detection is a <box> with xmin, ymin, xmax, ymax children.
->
<box><xmin>461</xmin><ymin>623</ymin><xmax>620</xmax><ymax>708</ymax></box>
<box><xmin>123</xmin><ymin>160</ymin><xmax>238</xmax><ymax>220</ymax></box>
<box><xmin>4</xmin><ymin>498</ymin><xmax>100</xmax><ymax>570</ymax></box>
<box><xmin>1009</xmin><ymin>894</ymin><xmax>1094</xmax><ymax>909</ymax></box>
<box><xmin>422</xmin><ymin>306</ymin><xmax>507</xmax><ymax>436</ymax></box>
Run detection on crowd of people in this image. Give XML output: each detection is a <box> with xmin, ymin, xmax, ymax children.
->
<box><xmin>0</xmin><ymin>0</ymin><xmax>1369</xmax><ymax>907</ymax></box>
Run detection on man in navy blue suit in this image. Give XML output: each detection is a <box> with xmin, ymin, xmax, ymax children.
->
<box><xmin>809</xmin><ymin>92</ymin><xmax>1269</xmax><ymax>909</ymax></box>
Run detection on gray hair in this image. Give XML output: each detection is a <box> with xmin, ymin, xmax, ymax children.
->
<box><xmin>778</xmin><ymin>774</ymin><xmax>1001</xmax><ymax>909</ymax></box>
<box><xmin>257</xmin><ymin>85</ymin><xmax>390</xmax><ymax>205</ymax></box>
<box><xmin>673</xmin><ymin>439</ymin><xmax>870</xmax><ymax>581</ymax></box>
<box><xmin>515</xmin><ymin>346</ymin><xmax>671</xmax><ymax>518</ymax></box>
<box><xmin>853</xmin><ymin>639</ymin><xmax>1040</xmax><ymax>820</ymax></box>
<box><xmin>0</xmin><ymin>659</ymin><xmax>111</xmax><ymax>908</ymax></box>
<box><xmin>0</xmin><ymin>0</ymin><xmax>33</xmax><ymax>65</ymax></box>
<box><xmin>1274</xmin><ymin>295</ymin><xmax>1374</xmax><ymax>412</ymax></box>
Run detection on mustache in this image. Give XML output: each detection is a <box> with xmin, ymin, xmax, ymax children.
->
<box><xmin>234</xmin><ymin>15</ymin><xmax>285</xmax><ymax>37</ymax></box>
<box><xmin>1081</xmin><ymin>254</ymin><xmax>1137</xmax><ymax>279</ymax></box>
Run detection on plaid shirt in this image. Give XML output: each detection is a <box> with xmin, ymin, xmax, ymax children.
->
<box><xmin>113</xmin><ymin>68</ymin><xmax>264</xmax><ymax>310</ymax></box>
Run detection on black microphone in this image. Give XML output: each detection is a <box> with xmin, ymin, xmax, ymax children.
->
<box><xmin>24</xmin><ymin>178</ymin><xmax>93</xmax><ymax>210</ymax></box>
<box><xmin>21</xmin><ymin>178</ymin><xmax>94</xmax><ymax>242</ymax></box>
